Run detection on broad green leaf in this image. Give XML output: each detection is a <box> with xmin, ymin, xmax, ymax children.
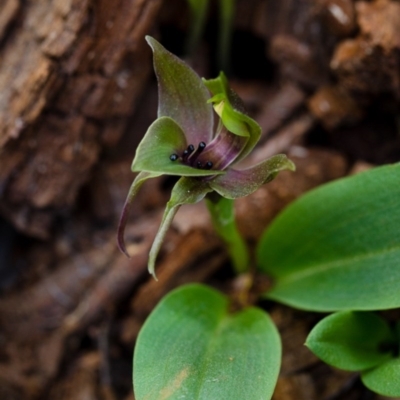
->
<box><xmin>362</xmin><ymin>358</ymin><xmax>400</xmax><ymax>397</ymax></box>
<box><xmin>203</xmin><ymin>72</ymin><xmax>261</xmax><ymax>162</ymax></box>
<box><xmin>148</xmin><ymin>177</ymin><xmax>213</xmax><ymax>278</ymax></box>
<box><xmin>210</xmin><ymin>154</ymin><xmax>295</xmax><ymax>199</ymax></box>
<box><xmin>306</xmin><ymin>312</ymin><xmax>396</xmax><ymax>371</ymax></box>
<box><xmin>257</xmin><ymin>163</ymin><xmax>400</xmax><ymax>311</ymax></box>
<box><xmin>132</xmin><ymin>116</ymin><xmax>222</xmax><ymax>177</ymax></box>
<box><xmin>146</xmin><ymin>36</ymin><xmax>213</xmax><ymax>145</ymax></box>
<box><xmin>134</xmin><ymin>284</ymin><xmax>281</xmax><ymax>400</ymax></box>
<box><xmin>118</xmin><ymin>171</ymin><xmax>161</xmax><ymax>257</ymax></box>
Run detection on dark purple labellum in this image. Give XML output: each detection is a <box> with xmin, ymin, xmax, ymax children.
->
<box><xmin>190</xmin><ymin>142</ymin><xmax>207</xmax><ymax>161</ymax></box>
<box><xmin>182</xmin><ymin>144</ymin><xmax>195</xmax><ymax>161</ymax></box>
<box><xmin>169</xmin><ymin>142</ymin><xmax>211</xmax><ymax>169</ymax></box>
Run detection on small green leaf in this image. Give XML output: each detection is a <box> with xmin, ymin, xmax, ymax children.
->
<box><xmin>203</xmin><ymin>72</ymin><xmax>261</xmax><ymax>162</ymax></box>
<box><xmin>257</xmin><ymin>163</ymin><xmax>400</xmax><ymax>311</ymax></box>
<box><xmin>148</xmin><ymin>177</ymin><xmax>213</xmax><ymax>278</ymax></box>
<box><xmin>146</xmin><ymin>36</ymin><xmax>213</xmax><ymax>145</ymax></box>
<box><xmin>362</xmin><ymin>358</ymin><xmax>400</xmax><ymax>397</ymax></box>
<box><xmin>210</xmin><ymin>154</ymin><xmax>295</xmax><ymax>199</ymax></box>
<box><xmin>132</xmin><ymin>116</ymin><xmax>221</xmax><ymax>177</ymax></box>
<box><xmin>306</xmin><ymin>312</ymin><xmax>396</xmax><ymax>372</ymax></box>
<box><xmin>133</xmin><ymin>284</ymin><xmax>281</xmax><ymax>400</ymax></box>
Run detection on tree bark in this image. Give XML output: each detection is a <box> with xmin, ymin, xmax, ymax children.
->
<box><xmin>0</xmin><ymin>0</ymin><xmax>162</xmax><ymax>238</ymax></box>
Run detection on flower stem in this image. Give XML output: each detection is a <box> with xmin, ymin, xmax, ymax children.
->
<box><xmin>206</xmin><ymin>194</ymin><xmax>250</xmax><ymax>274</ymax></box>
<box><xmin>217</xmin><ymin>0</ymin><xmax>235</xmax><ymax>72</ymax></box>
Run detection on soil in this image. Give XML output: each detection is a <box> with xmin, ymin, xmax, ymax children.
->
<box><xmin>0</xmin><ymin>0</ymin><xmax>399</xmax><ymax>399</ymax></box>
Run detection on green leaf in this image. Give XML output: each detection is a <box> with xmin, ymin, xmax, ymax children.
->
<box><xmin>210</xmin><ymin>154</ymin><xmax>295</xmax><ymax>199</ymax></box>
<box><xmin>132</xmin><ymin>116</ymin><xmax>222</xmax><ymax>177</ymax></box>
<box><xmin>203</xmin><ymin>72</ymin><xmax>261</xmax><ymax>162</ymax></box>
<box><xmin>362</xmin><ymin>358</ymin><xmax>400</xmax><ymax>397</ymax></box>
<box><xmin>306</xmin><ymin>312</ymin><xmax>396</xmax><ymax>371</ymax></box>
<box><xmin>133</xmin><ymin>284</ymin><xmax>281</xmax><ymax>400</ymax></box>
<box><xmin>148</xmin><ymin>177</ymin><xmax>213</xmax><ymax>278</ymax></box>
<box><xmin>146</xmin><ymin>36</ymin><xmax>213</xmax><ymax>146</ymax></box>
<box><xmin>257</xmin><ymin>163</ymin><xmax>400</xmax><ymax>311</ymax></box>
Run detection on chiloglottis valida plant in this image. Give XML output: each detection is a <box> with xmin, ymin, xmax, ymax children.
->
<box><xmin>118</xmin><ymin>36</ymin><xmax>295</xmax><ymax>278</ymax></box>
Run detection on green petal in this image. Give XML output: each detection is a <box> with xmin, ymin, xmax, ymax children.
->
<box><xmin>209</xmin><ymin>154</ymin><xmax>295</xmax><ymax>199</ymax></box>
<box><xmin>146</xmin><ymin>36</ymin><xmax>213</xmax><ymax>145</ymax></box>
<box><xmin>118</xmin><ymin>171</ymin><xmax>161</xmax><ymax>257</ymax></box>
<box><xmin>148</xmin><ymin>177</ymin><xmax>213</xmax><ymax>278</ymax></box>
<box><xmin>132</xmin><ymin>116</ymin><xmax>222</xmax><ymax>177</ymax></box>
<box><xmin>203</xmin><ymin>72</ymin><xmax>261</xmax><ymax>162</ymax></box>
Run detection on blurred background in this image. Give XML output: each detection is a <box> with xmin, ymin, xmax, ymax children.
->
<box><xmin>0</xmin><ymin>0</ymin><xmax>399</xmax><ymax>398</ymax></box>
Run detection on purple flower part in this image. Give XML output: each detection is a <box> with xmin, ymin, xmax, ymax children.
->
<box><xmin>209</xmin><ymin>154</ymin><xmax>296</xmax><ymax>199</ymax></box>
<box><xmin>146</xmin><ymin>36</ymin><xmax>214</xmax><ymax>146</ymax></box>
<box><xmin>196</xmin><ymin>127</ymin><xmax>248</xmax><ymax>171</ymax></box>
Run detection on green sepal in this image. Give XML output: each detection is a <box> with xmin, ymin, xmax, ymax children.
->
<box><xmin>306</xmin><ymin>311</ymin><xmax>396</xmax><ymax>372</ymax></box>
<box><xmin>210</xmin><ymin>154</ymin><xmax>295</xmax><ymax>199</ymax></box>
<box><xmin>118</xmin><ymin>171</ymin><xmax>162</xmax><ymax>257</ymax></box>
<box><xmin>132</xmin><ymin>116</ymin><xmax>222</xmax><ymax>177</ymax></box>
<box><xmin>362</xmin><ymin>358</ymin><xmax>400</xmax><ymax>397</ymax></box>
<box><xmin>148</xmin><ymin>177</ymin><xmax>213</xmax><ymax>278</ymax></box>
<box><xmin>146</xmin><ymin>36</ymin><xmax>213</xmax><ymax>146</ymax></box>
<box><xmin>203</xmin><ymin>72</ymin><xmax>261</xmax><ymax>163</ymax></box>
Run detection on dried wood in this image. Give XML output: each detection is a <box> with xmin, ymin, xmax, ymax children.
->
<box><xmin>331</xmin><ymin>0</ymin><xmax>400</xmax><ymax>95</ymax></box>
<box><xmin>307</xmin><ymin>85</ymin><xmax>363</xmax><ymax>130</ymax></box>
<box><xmin>0</xmin><ymin>0</ymin><xmax>162</xmax><ymax>237</ymax></box>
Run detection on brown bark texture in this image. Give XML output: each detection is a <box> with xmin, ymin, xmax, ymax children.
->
<box><xmin>0</xmin><ymin>0</ymin><xmax>162</xmax><ymax>238</ymax></box>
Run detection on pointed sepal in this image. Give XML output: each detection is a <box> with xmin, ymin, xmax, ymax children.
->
<box><xmin>148</xmin><ymin>177</ymin><xmax>213</xmax><ymax>278</ymax></box>
<box><xmin>146</xmin><ymin>36</ymin><xmax>213</xmax><ymax>145</ymax></box>
<box><xmin>209</xmin><ymin>154</ymin><xmax>295</xmax><ymax>199</ymax></box>
<box><xmin>118</xmin><ymin>171</ymin><xmax>162</xmax><ymax>257</ymax></box>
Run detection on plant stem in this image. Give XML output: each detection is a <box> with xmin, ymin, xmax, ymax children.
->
<box><xmin>185</xmin><ymin>0</ymin><xmax>209</xmax><ymax>56</ymax></box>
<box><xmin>206</xmin><ymin>194</ymin><xmax>250</xmax><ymax>274</ymax></box>
<box><xmin>217</xmin><ymin>0</ymin><xmax>234</xmax><ymax>72</ymax></box>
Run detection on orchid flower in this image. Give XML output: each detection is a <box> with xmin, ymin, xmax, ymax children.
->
<box><xmin>118</xmin><ymin>36</ymin><xmax>295</xmax><ymax>278</ymax></box>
